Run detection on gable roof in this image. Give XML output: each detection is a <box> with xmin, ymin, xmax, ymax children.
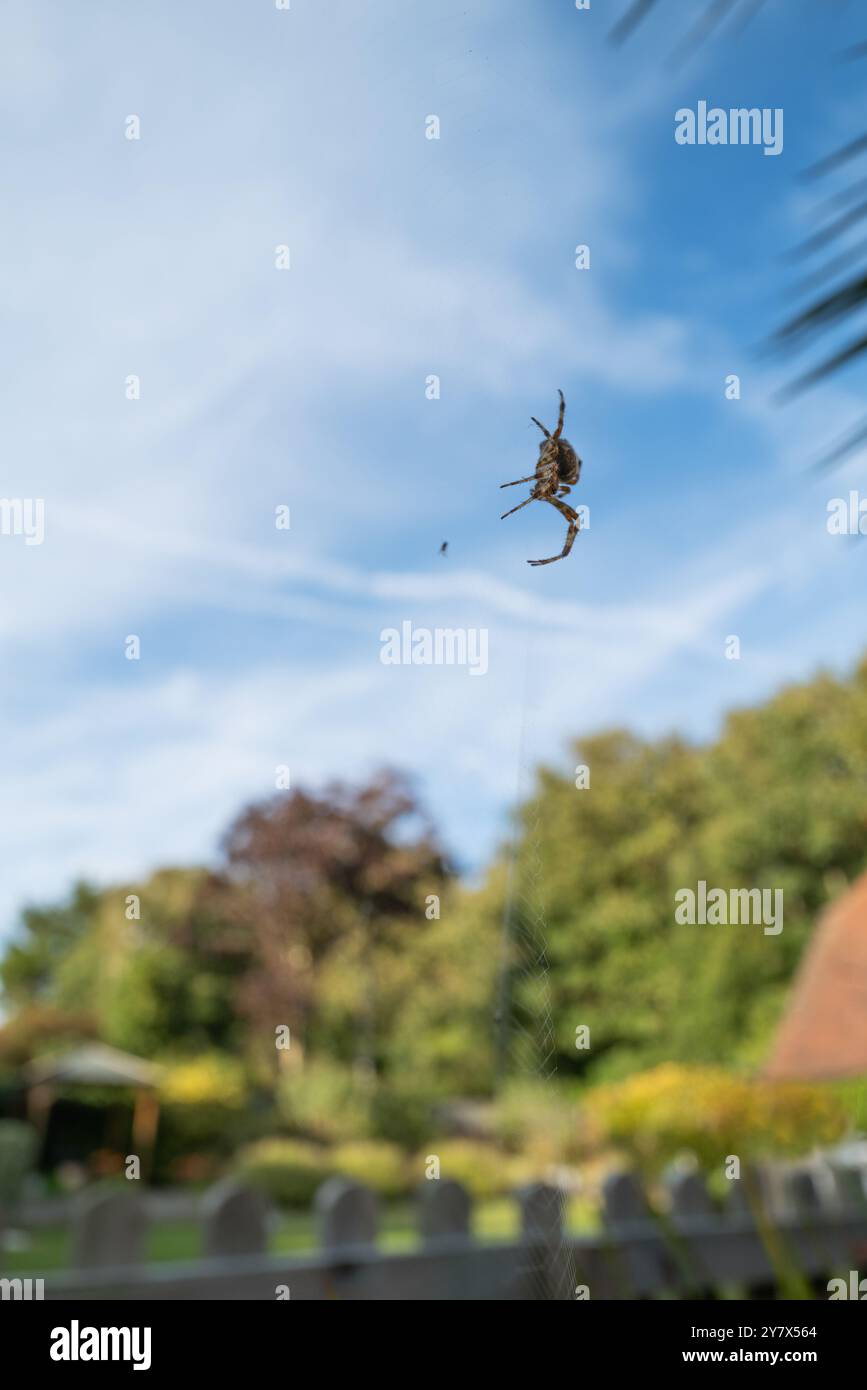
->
<box><xmin>765</xmin><ymin>871</ymin><xmax>867</xmax><ymax>1081</ymax></box>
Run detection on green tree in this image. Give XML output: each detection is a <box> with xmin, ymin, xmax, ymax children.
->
<box><xmin>0</xmin><ymin>869</ymin><xmax>250</xmax><ymax>1062</ymax></box>
<box><xmin>474</xmin><ymin>658</ymin><xmax>867</xmax><ymax>1086</ymax></box>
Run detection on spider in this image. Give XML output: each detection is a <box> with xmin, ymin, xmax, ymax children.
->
<box><xmin>499</xmin><ymin>389</ymin><xmax>582</xmax><ymax>566</ymax></box>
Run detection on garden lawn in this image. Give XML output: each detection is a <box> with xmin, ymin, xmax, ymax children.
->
<box><xmin>1</xmin><ymin>1195</ymin><xmax>597</xmax><ymax>1274</ymax></box>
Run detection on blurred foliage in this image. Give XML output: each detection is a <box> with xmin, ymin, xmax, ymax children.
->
<box><xmin>234</xmin><ymin>1138</ymin><xmax>326</xmax><ymax>1207</ymax></box>
<box><xmin>220</xmin><ymin>768</ymin><xmax>452</xmax><ymax>1068</ymax></box>
<box><xmin>0</xmin><ymin>869</ymin><xmax>252</xmax><ymax>1065</ymax></box>
<box><xmin>0</xmin><ymin>1118</ymin><xmax>38</xmax><ymax>1208</ymax></box>
<box><xmin>329</xmin><ymin>1141</ymin><xmax>409</xmax><ymax>1199</ymax></box>
<box><xmin>0</xmin><ymin>1004</ymin><xmax>98</xmax><ymax>1067</ymax></box>
<box><xmin>3</xmin><ymin>658</ymin><xmax>867</xmax><ymax>1174</ymax></box>
<box><xmin>417</xmin><ymin>1139</ymin><xmax>524</xmax><ymax>1200</ymax></box>
<box><xmin>276</xmin><ymin>1058</ymin><xmax>375</xmax><ymax>1145</ymax></box>
<box><xmin>830</xmin><ymin>1076</ymin><xmax>867</xmax><ymax>1134</ymax></box>
<box><xmin>367</xmin><ymin>1080</ymin><xmax>435</xmax><ymax>1149</ymax></box>
<box><xmin>493</xmin><ymin>1080</ymin><xmax>585</xmax><ymax>1165</ymax></box>
<box><xmin>585</xmin><ymin>1064</ymin><xmax>848</xmax><ymax>1174</ymax></box>
<box><xmin>160</xmin><ymin>1054</ymin><xmax>247</xmax><ymax>1110</ymax></box>
<box><xmin>488</xmin><ymin>660</ymin><xmax>867</xmax><ymax>1084</ymax></box>
<box><xmin>156</xmin><ymin>1054</ymin><xmax>253</xmax><ymax>1171</ymax></box>
<box><xmin>235</xmin><ymin>1136</ymin><xmax>412</xmax><ymax>1205</ymax></box>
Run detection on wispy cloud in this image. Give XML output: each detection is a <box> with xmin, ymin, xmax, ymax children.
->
<box><xmin>0</xmin><ymin>0</ymin><xmax>864</xmax><ymax>940</ymax></box>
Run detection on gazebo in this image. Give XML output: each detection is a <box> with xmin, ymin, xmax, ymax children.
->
<box><xmin>24</xmin><ymin>1043</ymin><xmax>162</xmax><ymax>1179</ymax></box>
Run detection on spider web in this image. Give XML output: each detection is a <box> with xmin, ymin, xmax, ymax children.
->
<box><xmin>495</xmin><ymin>609</ymin><xmax>577</xmax><ymax>1302</ymax></box>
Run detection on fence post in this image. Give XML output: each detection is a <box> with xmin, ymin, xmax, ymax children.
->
<box><xmin>784</xmin><ymin>1166</ymin><xmax>825</xmax><ymax>1218</ymax></box>
<box><xmin>72</xmin><ymin>1189</ymin><xmax>148</xmax><ymax>1269</ymax></box>
<box><xmin>665</xmin><ymin>1169</ymin><xmax>717</xmax><ymax>1297</ymax></box>
<box><xmin>202</xmin><ymin>1180</ymin><xmax>271</xmax><ymax>1258</ymax></box>
<box><xmin>316</xmin><ymin>1178</ymin><xmax>378</xmax><ymax>1253</ymax></box>
<box><xmin>726</xmin><ymin>1163</ymin><xmax>773</xmax><ymax>1223</ymax></box>
<box><xmin>418</xmin><ymin>1178</ymin><xmax>471</xmax><ymax>1244</ymax></box>
<box><xmin>517</xmin><ymin>1183</ymin><xmax>574</xmax><ymax>1301</ymax></box>
<box><xmin>829</xmin><ymin>1160</ymin><xmax>867</xmax><ymax>1210</ymax></box>
<box><xmin>668</xmin><ymin>1170</ymin><xmax>716</xmax><ymax>1223</ymax></box>
<box><xmin>602</xmin><ymin>1169</ymin><xmax>671</xmax><ymax>1297</ymax></box>
<box><xmin>603</xmin><ymin>1170</ymin><xmax>652</xmax><ymax>1225</ymax></box>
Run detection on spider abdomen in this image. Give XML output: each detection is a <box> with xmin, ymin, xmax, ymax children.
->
<box><xmin>555</xmin><ymin>439</ymin><xmax>580</xmax><ymax>485</ymax></box>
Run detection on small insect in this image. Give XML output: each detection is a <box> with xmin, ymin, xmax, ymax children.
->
<box><xmin>439</xmin><ymin>541</ymin><xmax>448</xmax><ymax>556</ymax></box>
<box><xmin>499</xmin><ymin>390</ymin><xmax>582</xmax><ymax>566</ymax></box>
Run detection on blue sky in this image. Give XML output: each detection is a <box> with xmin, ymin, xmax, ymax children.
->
<box><xmin>1</xmin><ymin>0</ymin><xmax>867</xmax><ymax>939</ymax></box>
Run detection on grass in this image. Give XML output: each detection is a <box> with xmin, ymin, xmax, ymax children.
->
<box><xmin>0</xmin><ymin>1194</ymin><xmax>598</xmax><ymax>1274</ymax></box>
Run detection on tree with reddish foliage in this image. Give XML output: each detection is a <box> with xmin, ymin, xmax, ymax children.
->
<box><xmin>221</xmin><ymin>769</ymin><xmax>452</xmax><ymax>1066</ymax></box>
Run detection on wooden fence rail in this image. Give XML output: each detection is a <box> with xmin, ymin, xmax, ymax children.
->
<box><xmin>4</xmin><ymin>1160</ymin><xmax>866</xmax><ymax>1301</ymax></box>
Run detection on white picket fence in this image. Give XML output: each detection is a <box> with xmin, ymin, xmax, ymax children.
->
<box><xmin>9</xmin><ymin>1160</ymin><xmax>867</xmax><ymax>1301</ymax></box>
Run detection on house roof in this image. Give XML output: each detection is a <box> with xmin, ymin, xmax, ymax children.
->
<box><xmin>765</xmin><ymin>871</ymin><xmax>867</xmax><ymax>1081</ymax></box>
<box><xmin>25</xmin><ymin>1043</ymin><xmax>161</xmax><ymax>1089</ymax></box>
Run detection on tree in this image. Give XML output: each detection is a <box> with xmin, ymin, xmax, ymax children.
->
<box><xmin>476</xmin><ymin>657</ymin><xmax>867</xmax><ymax>1086</ymax></box>
<box><xmin>220</xmin><ymin>769</ymin><xmax>453</xmax><ymax>1067</ymax></box>
<box><xmin>0</xmin><ymin>870</ymin><xmax>251</xmax><ymax>1062</ymax></box>
<box><xmin>0</xmin><ymin>881</ymin><xmax>101</xmax><ymax>1006</ymax></box>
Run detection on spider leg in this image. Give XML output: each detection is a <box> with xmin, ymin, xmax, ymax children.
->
<box><xmin>501</xmin><ymin>495</ymin><xmax>537</xmax><ymax>520</ymax></box>
<box><xmin>527</xmin><ymin>496</ymin><xmax>580</xmax><ymax>566</ymax></box>
<box><xmin>502</xmin><ymin>455</ymin><xmax>559</xmax><ymax>491</ymax></box>
<box><xmin>531</xmin><ymin>416</ymin><xmax>550</xmax><ymax>438</ymax></box>
<box><xmin>500</xmin><ymin>473</ymin><xmax>539</xmax><ymax>489</ymax></box>
<box><xmin>552</xmin><ymin>389</ymin><xmax>566</xmax><ymax>441</ymax></box>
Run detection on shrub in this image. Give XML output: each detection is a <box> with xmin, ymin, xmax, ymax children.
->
<box><xmin>584</xmin><ymin>1063</ymin><xmax>848</xmax><ymax>1174</ymax></box>
<box><xmin>329</xmin><ymin>1141</ymin><xmax>410</xmax><ymax>1199</ymax></box>
<box><xmin>234</xmin><ymin>1138</ymin><xmax>325</xmax><ymax>1207</ymax></box>
<box><xmin>277</xmin><ymin>1059</ymin><xmax>373</xmax><ymax>1144</ymax></box>
<box><xmin>160</xmin><ymin>1053</ymin><xmax>247</xmax><ymax>1109</ymax></box>
<box><xmin>416</xmin><ymin>1139</ymin><xmax>517</xmax><ymax>1200</ymax></box>
<box><xmin>493</xmin><ymin>1080</ymin><xmax>584</xmax><ymax>1165</ymax></box>
<box><xmin>369</xmin><ymin>1081</ymin><xmax>434</xmax><ymax>1149</ymax></box>
<box><xmin>158</xmin><ymin>1053</ymin><xmax>248</xmax><ymax>1159</ymax></box>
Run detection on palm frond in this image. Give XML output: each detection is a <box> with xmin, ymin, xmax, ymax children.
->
<box><xmin>773</xmin><ymin>273</ymin><xmax>867</xmax><ymax>351</ymax></box>
<box><xmin>816</xmin><ymin>173</ymin><xmax>867</xmax><ymax>218</ymax></box>
<box><xmin>786</xmin><ymin>200</ymin><xmax>867</xmax><ymax>261</ymax></box>
<box><xmin>611</xmin><ymin>0</ymin><xmax>867</xmax><ymax>396</ymax></box>
<box><xmin>791</xmin><ymin>235</ymin><xmax>867</xmax><ymax>297</ymax></box>
<box><xmin>811</xmin><ymin>415</ymin><xmax>867</xmax><ymax>472</ymax></box>
<box><xmin>670</xmin><ymin>0</ymin><xmax>741</xmax><ymax>68</ymax></box>
<box><xmin>776</xmin><ymin>118</ymin><xmax>867</xmax><ymax>393</ymax></box>
<box><xmin>609</xmin><ymin>0</ymin><xmax>659</xmax><ymax>47</ymax></box>
<box><xmin>778</xmin><ymin>329</ymin><xmax>867</xmax><ymax>400</ymax></box>
<box><xmin>803</xmin><ymin>134</ymin><xmax>867</xmax><ymax>182</ymax></box>
<box><xmin>610</xmin><ymin>0</ymin><xmax>767</xmax><ymax>51</ymax></box>
<box><xmin>730</xmin><ymin>0</ymin><xmax>769</xmax><ymax>36</ymax></box>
